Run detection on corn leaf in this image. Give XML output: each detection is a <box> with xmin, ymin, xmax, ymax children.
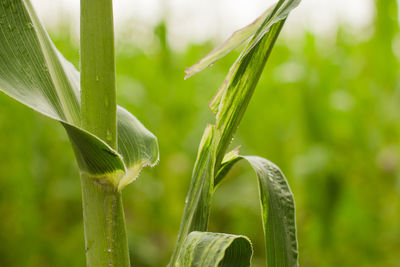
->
<box><xmin>172</xmin><ymin>144</ymin><xmax>298</xmax><ymax>266</ymax></box>
<box><xmin>218</xmin><ymin>153</ymin><xmax>299</xmax><ymax>266</ymax></box>
<box><xmin>176</xmin><ymin>231</ymin><xmax>252</xmax><ymax>267</ymax></box>
<box><xmin>169</xmin><ymin>125</ymin><xmax>217</xmax><ymax>265</ymax></box>
<box><xmin>185</xmin><ymin>0</ymin><xmax>300</xmax><ymax>79</ymax></box>
<box><xmin>171</xmin><ymin>0</ymin><xmax>300</xmax><ymax>265</ymax></box>
<box><xmin>0</xmin><ymin>0</ymin><xmax>158</xmax><ymax>189</ymax></box>
<box><xmin>184</xmin><ymin>5</ymin><xmax>273</xmax><ymax>79</ymax></box>
<box><xmin>213</xmin><ymin>19</ymin><xmax>285</xmax><ymax>163</ymax></box>
<box><xmin>214</xmin><ymin>147</ymin><xmax>241</xmax><ymax>187</ymax></box>
<box><xmin>247</xmin><ymin>0</ymin><xmax>300</xmax><ymax>53</ymax></box>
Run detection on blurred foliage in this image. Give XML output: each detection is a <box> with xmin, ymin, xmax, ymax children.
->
<box><xmin>0</xmin><ymin>0</ymin><xmax>400</xmax><ymax>266</ymax></box>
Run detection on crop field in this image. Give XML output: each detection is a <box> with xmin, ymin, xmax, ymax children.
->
<box><xmin>0</xmin><ymin>0</ymin><xmax>399</xmax><ymax>266</ymax></box>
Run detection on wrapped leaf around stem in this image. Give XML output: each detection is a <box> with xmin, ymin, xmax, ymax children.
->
<box><xmin>0</xmin><ymin>0</ymin><xmax>159</xmax><ymax>190</ymax></box>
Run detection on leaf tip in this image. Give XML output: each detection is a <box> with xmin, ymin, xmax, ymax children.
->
<box><xmin>184</xmin><ymin>67</ymin><xmax>194</xmax><ymax>80</ymax></box>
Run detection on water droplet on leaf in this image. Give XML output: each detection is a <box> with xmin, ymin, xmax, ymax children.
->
<box><xmin>41</xmin><ymin>63</ymin><xmax>48</xmax><ymax>72</ymax></box>
<box><xmin>26</xmin><ymin>22</ymin><xmax>33</xmax><ymax>30</ymax></box>
<box><xmin>106</xmin><ymin>131</ymin><xmax>112</xmax><ymax>141</ymax></box>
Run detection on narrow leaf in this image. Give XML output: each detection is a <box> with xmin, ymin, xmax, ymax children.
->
<box><xmin>214</xmin><ymin>147</ymin><xmax>241</xmax><ymax>187</ymax></box>
<box><xmin>247</xmin><ymin>0</ymin><xmax>300</xmax><ymax>53</ymax></box>
<box><xmin>216</xmin><ymin>154</ymin><xmax>299</xmax><ymax>267</ymax></box>
<box><xmin>185</xmin><ymin>0</ymin><xmax>300</xmax><ymax>80</ymax></box>
<box><xmin>213</xmin><ymin>20</ymin><xmax>286</xmax><ymax>163</ymax></box>
<box><xmin>0</xmin><ymin>0</ymin><xmax>159</xmax><ymax>189</ymax></box>
<box><xmin>177</xmin><ymin>231</ymin><xmax>252</xmax><ymax>267</ymax></box>
<box><xmin>184</xmin><ymin>5</ymin><xmax>274</xmax><ymax>79</ymax></box>
<box><xmin>168</xmin><ymin>125</ymin><xmax>218</xmax><ymax>266</ymax></box>
<box><xmin>171</xmin><ymin>1</ymin><xmax>300</xmax><ymax>266</ymax></box>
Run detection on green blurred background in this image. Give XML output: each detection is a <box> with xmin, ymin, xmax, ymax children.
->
<box><xmin>1</xmin><ymin>0</ymin><xmax>400</xmax><ymax>266</ymax></box>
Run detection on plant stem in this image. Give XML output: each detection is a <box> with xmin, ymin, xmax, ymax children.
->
<box><xmin>80</xmin><ymin>0</ymin><xmax>130</xmax><ymax>266</ymax></box>
<box><xmin>80</xmin><ymin>175</ymin><xmax>130</xmax><ymax>267</ymax></box>
<box><xmin>81</xmin><ymin>0</ymin><xmax>117</xmax><ymax>147</ymax></box>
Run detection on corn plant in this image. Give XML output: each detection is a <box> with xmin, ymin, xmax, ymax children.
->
<box><xmin>0</xmin><ymin>0</ymin><xmax>300</xmax><ymax>266</ymax></box>
<box><xmin>168</xmin><ymin>0</ymin><xmax>301</xmax><ymax>266</ymax></box>
<box><xmin>0</xmin><ymin>0</ymin><xmax>158</xmax><ymax>266</ymax></box>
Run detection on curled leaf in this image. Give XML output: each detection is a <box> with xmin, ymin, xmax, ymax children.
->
<box><xmin>168</xmin><ymin>125</ymin><xmax>218</xmax><ymax>266</ymax></box>
<box><xmin>185</xmin><ymin>0</ymin><xmax>301</xmax><ymax>80</ymax></box>
<box><xmin>217</xmin><ymin>154</ymin><xmax>299</xmax><ymax>267</ymax></box>
<box><xmin>184</xmin><ymin>5</ymin><xmax>274</xmax><ymax>79</ymax></box>
<box><xmin>0</xmin><ymin>0</ymin><xmax>159</xmax><ymax>190</ymax></box>
<box><xmin>177</xmin><ymin>231</ymin><xmax>252</xmax><ymax>267</ymax></box>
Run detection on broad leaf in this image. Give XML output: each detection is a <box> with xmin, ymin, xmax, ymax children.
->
<box><xmin>177</xmin><ymin>231</ymin><xmax>252</xmax><ymax>267</ymax></box>
<box><xmin>0</xmin><ymin>0</ymin><xmax>158</xmax><ymax>189</ymax></box>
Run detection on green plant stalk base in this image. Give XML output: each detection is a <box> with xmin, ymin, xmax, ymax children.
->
<box><xmin>80</xmin><ymin>174</ymin><xmax>130</xmax><ymax>267</ymax></box>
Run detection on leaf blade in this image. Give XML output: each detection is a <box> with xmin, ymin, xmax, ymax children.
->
<box><xmin>0</xmin><ymin>0</ymin><xmax>159</xmax><ymax>188</ymax></box>
<box><xmin>244</xmin><ymin>156</ymin><xmax>298</xmax><ymax>267</ymax></box>
<box><xmin>184</xmin><ymin>4</ymin><xmax>274</xmax><ymax>79</ymax></box>
<box><xmin>216</xmin><ymin>154</ymin><xmax>299</xmax><ymax>267</ymax></box>
<box><xmin>185</xmin><ymin>0</ymin><xmax>301</xmax><ymax>80</ymax></box>
<box><xmin>168</xmin><ymin>125</ymin><xmax>218</xmax><ymax>266</ymax></box>
<box><xmin>177</xmin><ymin>231</ymin><xmax>252</xmax><ymax>267</ymax></box>
<box><xmin>213</xmin><ymin>20</ymin><xmax>286</xmax><ymax>163</ymax></box>
<box><xmin>172</xmin><ymin>1</ymin><xmax>300</xmax><ymax>265</ymax></box>
<box><xmin>116</xmin><ymin>106</ymin><xmax>159</xmax><ymax>190</ymax></box>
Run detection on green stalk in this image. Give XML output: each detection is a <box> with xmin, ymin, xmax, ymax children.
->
<box><xmin>80</xmin><ymin>0</ymin><xmax>130</xmax><ymax>266</ymax></box>
<box><xmin>81</xmin><ymin>0</ymin><xmax>117</xmax><ymax>143</ymax></box>
<box><xmin>80</xmin><ymin>175</ymin><xmax>130</xmax><ymax>267</ymax></box>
